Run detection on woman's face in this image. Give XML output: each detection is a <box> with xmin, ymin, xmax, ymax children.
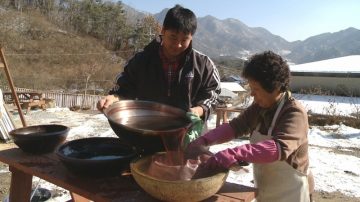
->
<box><xmin>161</xmin><ymin>29</ymin><xmax>192</xmax><ymax>59</ymax></box>
<box><xmin>248</xmin><ymin>79</ymin><xmax>282</xmax><ymax>109</ymax></box>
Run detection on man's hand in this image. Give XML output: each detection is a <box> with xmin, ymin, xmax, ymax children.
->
<box><xmin>96</xmin><ymin>95</ymin><xmax>120</xmax><ymax>112</ymax></box>
<box><xmin>189</xmin><ymin>106</ymin><xmax>204</xmax><ymax>117</ymax></box>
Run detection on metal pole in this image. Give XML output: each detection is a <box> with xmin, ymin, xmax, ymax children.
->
<box><xmin>0</xmin><ymin>47</ymin><xmax>27</xmax><ymax>127</ymax></box>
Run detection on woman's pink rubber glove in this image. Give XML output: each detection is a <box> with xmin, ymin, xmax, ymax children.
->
<box><xmin>185</xmin><ymin>123</ymin><xmax>236</xmax><ymax>159</ymax></box>
<box><xmin>189</xmin><ymin>123</ymin><xmax>235</xmax><ymax>147</ymax></box>
<box><xmin>204</xmin><ymin>139</ymin><xmax>280</xmax><ymax>169</ymax></box>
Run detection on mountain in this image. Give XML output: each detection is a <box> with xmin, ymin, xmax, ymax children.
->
<box><xmin>194</xmin><ymin>16</ymin><xmax>291</xmax><ymax>59</ymax></box>
<box><xmin>288</xmin><ymin>27</ymin><xmax>360</xmax><ymax>63</ymax></box>
<box><xmin>122</xmin><ymin>4</ymin><xmax>147</xmax><ymax>24</ymax></box>
<box><xmin>153</xmin><ymin>7</ymin><xmax>168</xmax><ymax>23</ymax></box>
<box><xmin>125</xmin><ymin>5</ymin><xmax>360</xmax><ymax>64</ymax></box>
<box><xmin>153</xmin><ymin>9</ymin><xmax>291</xmax><ymax>59</ymax></box>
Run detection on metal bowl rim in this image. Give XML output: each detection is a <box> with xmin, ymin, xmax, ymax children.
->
<box><xmin>104</xmin><ymin>100</ymin><xmax>192</xmax><ymax>135</ymax></box>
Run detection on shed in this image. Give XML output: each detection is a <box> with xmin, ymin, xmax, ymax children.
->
<box><xmin>222</xmin><ymin>75</ymin><xmax>247</xmax><ymax>85</ymax></box>
<box><xmin>220</xmin><ymin>82</ymin><xmax>246</xmax><ymax>93</ymax></box>
<box><xmin>0</xmin><ymin>89</ymin><xmax>16</xmax><ymax>141</ymax></box>
<box><xmin>290</xmin><ymin>55</ymin><xmax>360</xmax><ymax>96</ymax></box>
<box><xmin>218</xmin><ymin>82</ymin><xmax>247</xmax><ymax>105</ymax></box>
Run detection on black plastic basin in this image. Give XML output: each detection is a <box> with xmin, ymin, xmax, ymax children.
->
<box><xmin>56</xmin><ymin>137</ymin><xmax>137</xmax><ymax>177</ymax></box>
<box><xmin>9</xmin><ymin>124</ymin><xmax>69</xmax><ymax>154</ymax></box>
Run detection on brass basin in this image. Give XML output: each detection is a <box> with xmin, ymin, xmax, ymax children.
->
<box><xmin>130</xmin><ymin>155</ymin><xmax>228</xmax><ymax>202</ymax></box>
<box><xmin>104</xmin><ymin>100</ymin><xmax>192</xmax><ymax>155</ymax></box>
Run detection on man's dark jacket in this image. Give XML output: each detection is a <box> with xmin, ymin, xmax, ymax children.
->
<box><xmin>109</xmin><ymin>37</ymin><xmax>221</xmax><ymax>121</ymax></box>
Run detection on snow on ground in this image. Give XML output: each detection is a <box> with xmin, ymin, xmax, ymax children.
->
<box><xmin>1</xmin><ymin>93</ymin><xmax>360</xmax><ymax>200</ymax></box>
<box><xmin>294</xmin><ymin>93</ymin><xmax>360</xmax><ymax>117</ymax></box>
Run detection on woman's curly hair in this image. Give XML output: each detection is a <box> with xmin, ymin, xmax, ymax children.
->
<box><xmin>242</xmin><ymin>51</ymin><xmax>290</xmax><ymax>93</ymax></box>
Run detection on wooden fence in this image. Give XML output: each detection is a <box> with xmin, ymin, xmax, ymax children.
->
<box><xmin>1</xmin><ymin>86</ymin><xmax>103</xmax><ymax>110</ymax></box>
<box><xmin>44</xmin><ymin>92</ymin><xmax>102</xmax><ymax>110</ymax></box>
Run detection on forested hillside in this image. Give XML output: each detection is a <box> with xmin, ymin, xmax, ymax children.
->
<box><xmin>0</xmin><ymin>0</ymin><xmax>161</xmax><ymax>92</ymax></box>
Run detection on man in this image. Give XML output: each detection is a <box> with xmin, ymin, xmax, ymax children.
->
<box><xmin>97</xmin><ymin>5</ymin><xmax>221</xmax><ymax>145</ymax></box>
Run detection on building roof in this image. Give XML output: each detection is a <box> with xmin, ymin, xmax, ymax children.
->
<box><xmin>219</xmin><ymin>88</ymin><xmax>238</xmax><ymax>99</ymax></box>
<box><xmin>290</xmin><ymin>55</ymin><xmax>360</xmax><ymax>74</ymax></box>
<box><xmin>220</xmin><ymin>82</ymin><xmax>246</xmax><ymax>92</ymax></box>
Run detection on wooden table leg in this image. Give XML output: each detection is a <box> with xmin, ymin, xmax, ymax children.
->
<box><xmin>9</xmin><ymin>166</ymin><xmax>32</xmax><ymax>202</ymax></box>
<box><xmin>222</xmin><ymin>111</ymin><xmax>227</xmax><ymax>124</ymax></box>
<box><xmin>216</xmin><ymin>109</ymin><xmax>229</xmax><ymax>127</ymax></box>
<box><xmin>216</xmin><ymin>110</ymin><xmax>222</xmax><ymax>127</ymax></box>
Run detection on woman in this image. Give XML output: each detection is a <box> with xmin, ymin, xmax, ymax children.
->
<box><xmin>187</xmin><ymin>51</ymin><xmax>312</xmax><ymax>202</ymax></box>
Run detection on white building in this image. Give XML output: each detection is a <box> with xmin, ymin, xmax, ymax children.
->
<box><xmin>290</xmin><ymin>55</ymin><xmax>360</xmax><ymax>96</ymax></box>
<box><xmin>218</xmin><ymin>82</ymin><xmax>247</xmax><ymax>106</ymax></box>
<box><xmin>220</xmin><ymin>82</ymin><xmax>246</xmax><ymax>93</ymax></box>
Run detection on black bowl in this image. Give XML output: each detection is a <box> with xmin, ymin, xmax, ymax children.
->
<box><xmin>56</xmin><ymin>137</ymin><xmax>137</xmax><ymax>177</ymax></box>
<box><xmin>9</xmin><ymin>124</ymin><xmax>69</xmax><ymax>154</ymax></box>
<box><xmin>104</xmin><ymin>100</ymin><xmax>192</xmax><ymax>155</ymax></box>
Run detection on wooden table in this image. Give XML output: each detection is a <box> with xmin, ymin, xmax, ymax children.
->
<box><xmin>215</xmin><ymin>106</ymin><xmax>245</xmax><ymax>127</ymax></box>
<box><xmin>0</xmin><ymin>144</ymin><xmax>257</xmax><ymax>202</ymax></box>
<box><xmin>3</xmin><ymin>91</ymin><xmax>46</xmax><ymax>114</ymax></box>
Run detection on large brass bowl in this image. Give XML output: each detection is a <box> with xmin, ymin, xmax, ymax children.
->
<box><xmin>130</xmin><ymin>155</ymin><xmax>228</xmax><ymax>202</ymax></box>
<box><xmin>104</xmin><ymin>100</ymin><xmax>192</xmax><ymax>155</ymax></box>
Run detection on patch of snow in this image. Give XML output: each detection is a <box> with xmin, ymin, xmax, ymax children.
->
<box><xmin>6</xmin><ymin>93</ymin><xmax>360</xmax><ymax>199</ymax></box>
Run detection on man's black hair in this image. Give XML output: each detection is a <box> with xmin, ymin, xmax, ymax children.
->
<box><xmin>163</xmin><ymin>4</ymin><xmax>197</xmax><ymax>35</ymax></box>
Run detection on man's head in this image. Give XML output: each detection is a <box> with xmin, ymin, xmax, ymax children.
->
<box><xmin>163</xmin><ymin>4</ymin><xmax>197</xmax><ymax>35</ymax></box>
<box><xmin>161</xmin><ymin>5</ymin><xmax>197</xmax><ymax>59</ymax></box>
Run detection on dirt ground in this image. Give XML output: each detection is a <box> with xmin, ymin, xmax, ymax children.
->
<box><xmin>0</xmin><ymin>162</ymin><xmax>11</xmax><ymax>201</ymax></box>
<box><xmin>0</xmin><ymin>149</ymin><xmax>359</xmax><ymax>202</ymax></box>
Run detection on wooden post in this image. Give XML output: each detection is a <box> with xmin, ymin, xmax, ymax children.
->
<box><xmin>9</xmin><ymin>167</ymin><xmax>33</xmax><ymax>202</ymax></box>
<box><xmin>0</xmin><ymin>47</ymin><xmax>27</xmax><ymax>127</ymax></box>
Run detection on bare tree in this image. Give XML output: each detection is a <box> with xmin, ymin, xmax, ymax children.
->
<box><xmin>133</xmin><ymin>15</ymin><xmax>161</xmax><ymax>51</ymax></box>
<box><xmin>76</xmin><ymin>62</ymin><xmax>101</xmax><ymax>109</ymax></box>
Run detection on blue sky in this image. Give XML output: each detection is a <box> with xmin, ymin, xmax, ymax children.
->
<box><xmin>119</xmin><ymin>0</ymin><xmax>360</xmax><ymax>42</ymax></box>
